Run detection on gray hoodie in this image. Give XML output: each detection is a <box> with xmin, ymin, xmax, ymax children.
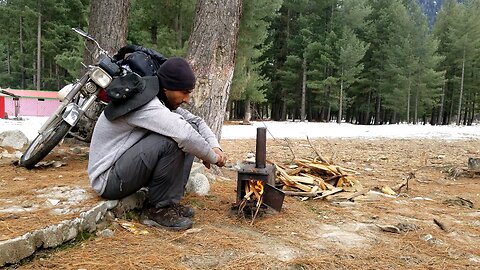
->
<box><xmin>87</xmin><ymin>97</ymin><xmax>220</xmax><ymax>195</ymax></box>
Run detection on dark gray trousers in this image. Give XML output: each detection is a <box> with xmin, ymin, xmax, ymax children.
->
<box><xmin>101</xmin><ymin>133</ymin><xmax>194</xmax><ymax>208</ymax></box>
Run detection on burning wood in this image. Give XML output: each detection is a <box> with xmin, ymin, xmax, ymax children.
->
<box><xmin>238</xmin><ymin>180</ymin><xmax>266</xmax><ymax>225</ymax></box>
<box><xmin>274</xmin><ymin>158</ymin><xmax>362</xmax><ymax>200</ymax></box>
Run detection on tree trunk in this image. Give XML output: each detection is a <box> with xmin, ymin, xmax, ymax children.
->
<box><xmin>407</xmin><ymin>78</ymin><xmax>411</xmax><ymax>123</ymax></box>
<box><xmin>243</xmin><ymin>98</ymin><xmax>251</xmax><ymax>124</ymax></box>
<box><xmin>175</xmin><ymin>2</ymin><xmax>183</xmax><ymax>49</ymax></box>
<box><xmin>19</xmin><ymin>16</ymin><xmax>25</xmax><ymax>89</ymax></box>
<box><xmin>469</xmin><ymin>92</ymin><xmax>476</xmax><ymax>125</ymax></box>
<box><xmin>56</xmin><ymin>64</ymin><xmax>60</xmax><ymax>90</ymax></box>
<box><xmin>337</xmin><ymin>68</ymin><xmax>344</xmax><ymax>124</ymax></box>
<box><xmin>150</xmin><ymin>22</ymin><xmax>158</xmax><ymax>44</ymax></box>
<box><xmin>36</xmin><ymin>6</ymin><xmax>41</xmax><ymax>91</ymax></box>
<box><xmin>84</xmin><ymin>0</ymin><xmax>130</xmax><ymax>66</ymax></box>
<box><xmin>456</xmin><ymin>47</ymin><xmax>466</xmax><ymax>126</ymax></box>
<box><xmin>374</xmin><ymin>91</ymin><xmax>381</xmax><ymax>125</ymax></box>
<box><xmin>438</xmin><ymin>79</ymin><xmax>445</xmax><ymax>125</ymax></box>
<box><xmin>414</xmin><ymin>88</ymin><xmax>419</xmax><ymax>124</ymax></box>
<box><xmin>6</xmin><ymin>44</ymin><xmax>10</xmax><ymax>75</ymax></box>
<box><xmin>186</xmin><ymin>0</ymin><xmax>242</xmax><ymax>139</ymax></box>
<box><xmin>281</xmin><ymin>100</ymin><xmax>287</xmax><ymax>121</ymax></box>
<box><xmin>280</xmin><ymin>7</ymin><xmax>291</xmax><ymax>122</ymax></box>
<box><xmin>301</xmin><ymin>55</ymin><xmax>306</xmax><ymax>122</ymax></box>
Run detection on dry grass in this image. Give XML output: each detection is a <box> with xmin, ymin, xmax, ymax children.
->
<box><xmin>1</xmin><ymin>138</ymin><xmax>479</xmax><ymax>269</ymax></box>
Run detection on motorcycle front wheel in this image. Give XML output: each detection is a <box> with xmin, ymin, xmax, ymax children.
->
<box><xmin>20</xmin><ymin>116</ymin><xmax>71</xmax><ymax>169</ymax></box>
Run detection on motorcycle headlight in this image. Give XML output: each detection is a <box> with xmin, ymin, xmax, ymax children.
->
<box><xmin>91</xmin><ymin>67</ymin><xmax>112</xmax><ymax>88</ymax></box>
<box><xmin>58</xmin><ymin>83</ymin><xmax>74</xmax><ymax>101</ymax></box>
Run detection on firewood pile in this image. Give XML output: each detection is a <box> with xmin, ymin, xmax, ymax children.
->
<box><xmin>275</xmin><ymin>158</ymin><xmax>363</xmax><ymax>200</ymax></box>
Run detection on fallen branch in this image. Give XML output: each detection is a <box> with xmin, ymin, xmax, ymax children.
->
<box><xmin>306</xmin><ymin>136</ymin><xmax>329</xmax><ymax>164</ymax></box>
<box><xmin>283</xmin><ymin>191</ymin><xmax>319</xmax><ymax>197</ymax></box>
<box><xmin>433</xmin><ymin>218</ymin><xmax>449</xmax><ymax>232</ymax></box>
<box><xmin>283</xmin><ymin>138</ymin><xmax>296</xmax><ymax>161</ymax></box>
<box><xmin>313</xmin><ymin>187</ymin><xmax>343</xmax><ymax>200</ymax></box>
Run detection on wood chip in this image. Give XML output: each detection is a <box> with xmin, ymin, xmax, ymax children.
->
<box><xmin>313</xmin><ymin>187</ymin><xmax>343</xmax><ymax>200</ymax></box>
<box><xmin>376</xmin><ymin>224</ymin><xmax>401</xmax><ymax>233</ymax></box>
<box><xmin>433</xmin><ymin>218</ymin><xmax>450</xmax><ymax>232</ymax></box>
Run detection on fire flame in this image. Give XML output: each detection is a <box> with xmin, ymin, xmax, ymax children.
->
<box><xmin>253</xmin><ymin>180</ymin><xmax>264</xmax><ymax>195</ymax></box>
<box><xmin>243</xmin><ymin>180</ymin><xmax>264</xmax><ymax>202</ymax></box>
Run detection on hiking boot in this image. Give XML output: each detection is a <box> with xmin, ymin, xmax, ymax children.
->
<box><xmin>172</xmin><ymin>203</ymin><xmax>195</xmax><ymax>218</ymax></box>
<box><xmin>141</xmin><ymin>206</ymin><xmax>192</xmax><ymax>231</ymax></box>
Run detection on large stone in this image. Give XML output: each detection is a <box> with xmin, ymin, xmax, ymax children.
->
<box><xmin>0</xmin><ymin>130</ymin><xmax>29</xmax><ymax>150</ymax></box>
<box><xmin>189</xmin><ymin>162</ymin><xmax>205</xmax><ymax>176</ymax></box>
<box><xmin>0</xmin><ymin>231</ymin><xmax>42</xmax><ymax>266</ymax></box>
<box><xmin>112</xmin><ymin>189</ymin><xmax>146</xmax><ymax>217</ymax></box>
<box><xmin>185</xmin><ymin>173</ymin><xmax>210</xmax><ymax>196</ymax></box>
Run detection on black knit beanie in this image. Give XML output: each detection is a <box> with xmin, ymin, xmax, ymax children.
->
<box><xmin>157</xmin><ymin>57</ymin><xmax>196</xmax><ymax>91</ymax></box>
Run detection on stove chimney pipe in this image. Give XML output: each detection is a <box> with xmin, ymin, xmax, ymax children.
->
<box><xmin>255</xmin><ymin>127</ymin><xmax>267</xmax><ymax>168</ymax></box>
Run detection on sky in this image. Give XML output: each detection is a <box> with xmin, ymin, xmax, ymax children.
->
<box><xmin>1</xmin><ymin>117</ymin><xmax>479</xmax><ymax>141</ymax></box>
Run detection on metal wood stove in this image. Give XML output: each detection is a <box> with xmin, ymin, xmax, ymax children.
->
<box><xmin>236</xmin><ymin>127</ymin><xmax>285</xmax><ymax>212</ymax></box>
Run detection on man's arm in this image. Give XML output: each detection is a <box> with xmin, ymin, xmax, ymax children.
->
<box><xmin>127</xmin><ymin>100</ymin><xmax>218</xmax><ymax>164</ymax></box>
<box><xmin>175</xmin><ymin>107</ymin><xmax>226</xmax><ymax>167</ymax></box>
<box><xmin>175</xmin><ymin>107</ymin><xmax>220</xmax><ymax>148</ymax></box>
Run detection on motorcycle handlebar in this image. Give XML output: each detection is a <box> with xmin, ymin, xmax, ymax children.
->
<box><xmin>72</xmin><ymin>28</ymin><xmax>109</xmax><ymax>60</ymax></box>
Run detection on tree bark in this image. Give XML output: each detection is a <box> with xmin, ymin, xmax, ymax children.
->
<box><xmin>301</xmin><ymin>55</ymin><xmax>306</xmax><ymax>122</ymax></box>
<box><xmin>407</xmin><ymin>78</ymin><xmax>411</xmax><ymax>123</ymax></box>
<box><xmin>438</xmin><ymin>79</ymin><xmax>445</xmax><ymax>125</ymax></box>
<box><xmin>175</xmin><ymin>2</ymin><xmax>183</xmax><ymax>49</ymax></box>
<box><xmin>36</xmin><ymin>5</ymin><xmax>41</xmax><ymax>91</ymax></box>
<box><xmin>150</xmin><ymin>22</ymin><xmax>158</xmax><ymax>44</ymax></box>
<box><xmin>6</xmin><ymin>44</ymin><xmax>10</xmax><ymax>75</ymax></box>
<box><xmin>337</xmin><ymin>68</ymin><xmax>343</xmax><ymax>124</ymax></box>
<box><xmin>84</xmin><ymin>0</ymin><xmax>130</xmax><ymax>66</ymax></box>
<box><xmin>374</xmin><ymin>91</ymin><xmax>381</xmax><ymax>125</ymax></box>
<box><xmin>414</xmin><ymin>88</ymin><xmax>419</xmax><ymax>124</ymax></box>
<box><xmin>456</xmin><ymin>47</ymin><xmax>466</xmax><ymax>126</ymax></box>
<box><xmin>19</xmin><ymin>16</ymin><xmax>25</xmax><ymax>89</ymax></box>
<box><xmin>186</xmin><ymin>0</ymin><xmax>242</xmax><ymax>139</ymax></box>
<box><xmin>243</xmin><ymin>98</ymin><xmax>251</xmax><ymax>124</ymax></box>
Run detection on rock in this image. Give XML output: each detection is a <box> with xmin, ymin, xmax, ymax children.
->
<box><xmin>396</xmin><ymin>223</ymin><xmax>418</xmax><ymax>232</ymax></box>
<box><xmin>189</xmin><ymin>162</ymin><xmax>205</xmax><ymax>176</ymax></box>
<box><xmin>422</xmin><ymin>234</ymin><xmax>443</xmax><ymax>245</ymax></box>
<box><xmin>97</xmin><ymin>229</ymin><xmax>114</xmax><ymax>238</ymax></box>
<box><xmin>468</xmin><ymin>157</ymin><xmax>480</xmax><ymax>171</ymax></box>
<box><xmin>0</xmin><ymin>130</ymin><xmax>29</xmax><ymax>150</ymax></box>
<box><xmin>186</xmin><ymin>173</ymin><xmax>210</xmax><ymax>196</ymax></box>
<box><xmin>376</xmin><ymin>224</ymin><xmax>401</xmax><ymax>233</ymax></box>
<box><xmin>443</xmin><ymin>197</ymin><xmax>474</xmax><ymax>209</ymax></box>
<box><xmin>70</xmin><ymin>147</ymin><xmax>82</xmax><ymax>154</ymax></box>
<box><xmin>47</xmin><ymin>199</ymin><xmax>60</xmax><ymax>206</ymax></box>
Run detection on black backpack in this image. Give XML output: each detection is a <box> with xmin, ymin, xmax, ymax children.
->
<box><xmin>113</xmin><ymin>44</ymin><xmax>167</xmax><ymax>76</ymax></box>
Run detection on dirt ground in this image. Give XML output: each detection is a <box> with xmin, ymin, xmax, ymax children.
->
<box><xmin>1</xmin><ymin>136</ymin><xmax>479</xmax><ymax>269</ymax></box>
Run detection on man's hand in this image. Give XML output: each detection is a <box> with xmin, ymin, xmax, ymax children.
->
<box><xmin>202</xmin><ymin>148</ymin><xmax>226</xmax><ymax>169</ymax></box>
<box><xmin>213</xmin><ymin>147</ymin><xmax>226</xmax><ymax>167</ymax></box>
<box><xmin>202</xmin><ymin>160</ymin><xmax>211</xmax><ymax>169</ymax></box>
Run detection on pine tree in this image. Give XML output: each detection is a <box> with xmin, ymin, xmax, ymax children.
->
<box><xmin>229</xmin><ymin>0</ymin><xmax>282</xmax><ymax>123</ymax></box>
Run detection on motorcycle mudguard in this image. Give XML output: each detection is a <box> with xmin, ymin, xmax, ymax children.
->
<box><xmin>62</xmin><ymin>103</ymin><xmax>82</xmax><ymax>126</ymax></box>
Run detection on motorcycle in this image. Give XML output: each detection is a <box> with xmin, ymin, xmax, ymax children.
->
<box><xmin>20</xmin><ymin>28</ymin><xmax>123</xmax><ymax>169</ymax></box>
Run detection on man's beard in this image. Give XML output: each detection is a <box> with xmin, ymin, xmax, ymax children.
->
<box><xmin>157</xmin><ymin>90</ymin><xmax>176</xmax><ymax>110</ymax></box>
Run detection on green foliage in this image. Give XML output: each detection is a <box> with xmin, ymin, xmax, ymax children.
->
<box><xmin>230</xmin><ymin>0</ymin><xmax>282</xmax><ymax>109</ymax></box>
<box><xmin>127</xmin><ymin>0</ymin><xmax>196</xmax><ymax>57</ymax></box>
<box><xmin>433</xmin><ymin>0</ymin><xmax>480</xmax><ymax>124</ymax></box>
<box><xmin>0</xmin><ymin>0</ymin><xmax>88</xmax><ymax>90</ymax></box>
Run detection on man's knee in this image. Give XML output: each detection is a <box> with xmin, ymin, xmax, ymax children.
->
<box><xmin>144</xmin><ymin>133</ymin><xmax>181</xmax><ymax>154</ymax></box>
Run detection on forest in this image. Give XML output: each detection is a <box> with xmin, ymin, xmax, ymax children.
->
<box><xmin>0</xmin><ymin>0</ymin><xmax>479</xmax><ymax>126</ymax></box>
